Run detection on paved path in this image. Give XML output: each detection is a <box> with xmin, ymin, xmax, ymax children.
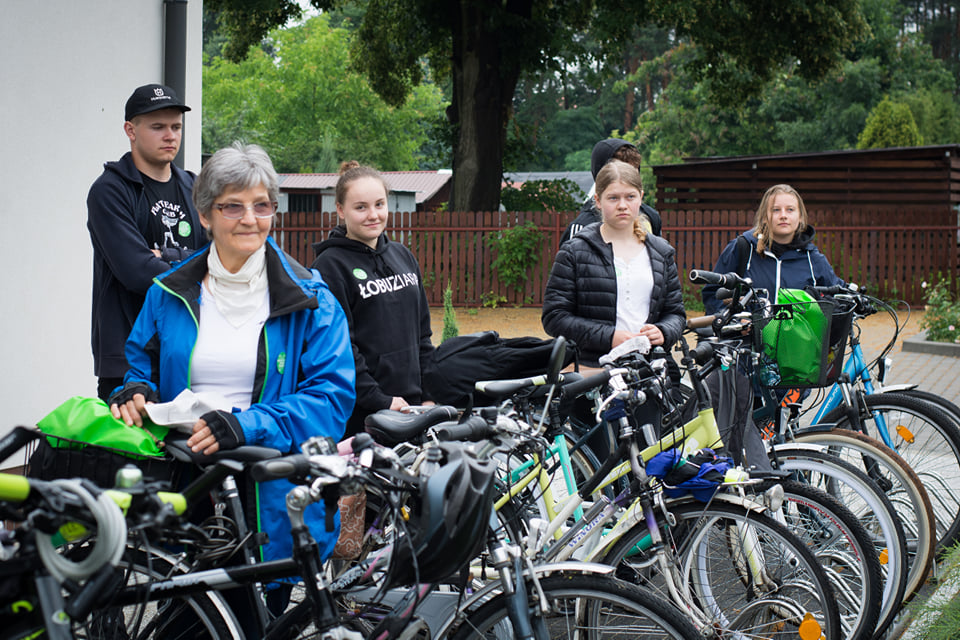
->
<box><xmin>884</xmin><ymin>350</ymin><xmax>960</xmax><ymax>404</ymax></box>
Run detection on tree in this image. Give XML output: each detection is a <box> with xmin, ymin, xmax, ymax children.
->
<box><xmin>202</xmin><ymin>14</ymin><xmax>446</xmax><ymax>172</ymax></box>
<box><xmin>206</xmin><ymin>0</ymin><xmax>866</xmax><ymax>211</ymax></box>
<box><xmin>857</xmin><ymin>96</ymin><xmax>923</xmax><ymax>148</ymax></box>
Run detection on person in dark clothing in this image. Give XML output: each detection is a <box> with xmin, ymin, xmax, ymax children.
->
<box><xmin>87</xmin><ymin>84</ymin><xmax>204</xmax><ymax>400</ymax></box>
<box><xmin>311</xmin><ymin>162</ymin><xmax>435</xmax><ymax>436</ymax></box>
<box><xmin>560</xmin><ymin>138</ymin><xmax>663</xmax><ymax>245</ymax></box>
<box><xmin>544</xmin><ymin>160</ymin><xmax>684</xmax><ymax>368</ymax></box>
<box><xmin>543</xmin><ymin>160</ymin><xmax>684</xmax><ymax>460</ymax></box>
<box><xmin>700</xmin><ymin>184</ymin><xmax>842</xmax><ymax>469</ymax></box>
<box><xmin>702</xmin><ymin>184</ymin><xmax>842</xmax><ymax>314</ymax></box>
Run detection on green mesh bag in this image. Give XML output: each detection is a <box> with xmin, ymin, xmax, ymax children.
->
<box><xmin>754</xmin><ymin>289</ymin><xmax>851</xmax><ymax>388</ymax></box>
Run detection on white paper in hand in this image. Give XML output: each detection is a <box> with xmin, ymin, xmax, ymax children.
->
<box><xmin>144</xmin><ymin>389</ymin><xmax>234</xmax><ymax>433</ymax></box>
<box><xmin>599</xmin><ymin>335</ymin><xmax>652</xmax><ymax>366</ymax></box>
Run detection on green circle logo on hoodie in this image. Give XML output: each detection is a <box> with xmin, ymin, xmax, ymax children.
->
<box><xmin>352</xmin><ymin>268</ymin><xmax>368</xmax><ymax>280</ymax></box>
<box><xmin>178</xmin><ymin>220</ymin><xmax>192</xmax><ymax>237</ymax></box>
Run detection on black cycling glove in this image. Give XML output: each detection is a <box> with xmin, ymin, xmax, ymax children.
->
<box><xmin>200</xmin><ymin>410</ymin><xmax>246</xmax><ymax>450</ymax></box>
<box><xmin>108</xmin><ymin>381</ymin><xmax>159</xmax><ymax>407</ymax></box>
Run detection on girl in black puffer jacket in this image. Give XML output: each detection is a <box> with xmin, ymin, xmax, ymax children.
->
<box><xmin>542</xmin><ymin>161</ymin><xmax>685</xmax><ymax>368</ymax></box>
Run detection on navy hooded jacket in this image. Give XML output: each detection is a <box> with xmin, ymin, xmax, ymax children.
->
<box><xmin>702</xmin><ymin>227</ymin><xmax>842</xmax><ymax>315</ymax></box>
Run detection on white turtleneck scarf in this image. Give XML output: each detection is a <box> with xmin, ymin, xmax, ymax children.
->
<box><xmin>192</xmin><ymin>243</ymin><xmax>270</xmax><ymax>410</ymax></box>
<box><xmin>205</xmin><ymin>243</ymin><xmax>269</xmax><ymax>328</ymax></box>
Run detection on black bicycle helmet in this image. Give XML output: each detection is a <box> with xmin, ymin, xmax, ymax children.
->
<box><xmin>386</xmin><ymin>443</ymin><xmax>497</xmax><ymax>587</ymax></box>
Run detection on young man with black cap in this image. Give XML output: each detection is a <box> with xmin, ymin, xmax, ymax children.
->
<box><xmin>559</xmin><ymin>138</ymin><xmax>663</xmax><ymax>244</ymax></box>
<box><xmin>87</xmin><ymin>84</ymin><xmax>204</xmax><ymax>400</ymax></box>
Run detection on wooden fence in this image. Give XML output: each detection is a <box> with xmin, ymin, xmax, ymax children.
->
<box><xmin>274</xmin><ymin>209</ymin><xmax>959</xmax><ymax>307</ymax></box>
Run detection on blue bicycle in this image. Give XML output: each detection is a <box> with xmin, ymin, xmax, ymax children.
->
<box><xmin>767</xmin><ymin>286</ymin><xmax>960</xmax><ymax>552</ymax></box>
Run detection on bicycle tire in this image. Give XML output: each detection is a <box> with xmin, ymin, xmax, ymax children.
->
<box><xmin>772</xmin><ymin>445</ymin><xmax>908</xmax><ymax>636</ymax></box>
<box><xmin>791</xmin><ymin>428</ymin><xmax>936</xmax><ymax>602</ymax></box>
<box><xmin>447</xmin><ymin>572</ymin><xmax>701</xmax><ymax>639</ymax></box>
<box><xmin>75</xmin><ymin>548</ymin><xmax>245</xmax><ymax>640</ymax></box>
<box><xmin>823</xmin><ymin>391</ymin><xmax>960</xmax><ymax>551</ymax></box>
<box><xmin>754</xmin><ymin>479</ymin><xmax>882</xmax><ymax>640</ymax></box>
<box><xmin>601</xmin><ymin>497</ymin><xmax>843</xmax><ymax>640</ymax></box>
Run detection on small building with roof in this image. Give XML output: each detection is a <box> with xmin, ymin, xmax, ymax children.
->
<box><xmin>652</xmin><ymin>144</ymin><xmax>960</xmax><ymax>213</ymax></box>
<box><xmin>279</xmin><ymin>170</ymin><xmax>452</xmax><ymax>213</ymax></box>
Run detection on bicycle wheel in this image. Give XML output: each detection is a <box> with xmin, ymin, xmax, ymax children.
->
<box><xmin>448</xmin><ymin>573</ymin><xmax>700</xmax><ymax>639</ymax></box>
<box><xmin>74</xmin><ymin>548</ymin><xmax>245</xmax><ymax>640</ymax></box>
<box><xmin>754</xmin><ymin>479</ymin><xmax>882</xmax><ymax>640</ymax></box>
<box><xmin>791</xmin><ymin>428</ymin><xmax>936</xmax><ymax>602</ymax></box>
<box><xmin>772</xmin><ymin>445</ymin><xmax>908</xmax><ymax>637</ymax></box>
<box><xmin>602</xmin><ymin>497</ymin><xmax>842</xmax><ymax>640</ymax></box>
<box><xmin>823</xmin><ymin>391</ymin><xmax>960</xmax><ymax>551</ymax></box>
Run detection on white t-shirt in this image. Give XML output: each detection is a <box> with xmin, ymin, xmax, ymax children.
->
<box><xmin>190</xmin><ymin>282</ymin><xmax>270</xmax><ymax>411</ymax></box>
<box><xmin>614</xmin><ymin>245</ymin><xmax>654</xmax><ymax>334</ymax></box>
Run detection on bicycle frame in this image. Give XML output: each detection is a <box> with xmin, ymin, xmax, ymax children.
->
<box><xmin>809</xmin><ymin>329</ymin><xmax>897</xmax><ymax>448</ymax></box>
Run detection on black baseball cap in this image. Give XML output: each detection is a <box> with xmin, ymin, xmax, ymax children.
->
<box><xmin>124</xmin><ymin>84</ymin><xmax>191</xmax><ymax>121</ymax></box>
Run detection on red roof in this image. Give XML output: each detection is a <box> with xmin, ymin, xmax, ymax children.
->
<box><xmin>279</xmin><ymin>171</ymin><xmax>451</xmax><ymax>205</ymax></box>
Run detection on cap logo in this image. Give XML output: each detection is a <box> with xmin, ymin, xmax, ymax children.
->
<box><xmin>154</xmin><ymin>87</ymin><xmax>165</xmax><ymax>97</ymax></box>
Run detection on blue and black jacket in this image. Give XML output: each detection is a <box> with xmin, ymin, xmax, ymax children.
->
<box><xmin>123</xmin><ymin>236</ymin><xmax>356</xmax><ymax>562</ymax></box>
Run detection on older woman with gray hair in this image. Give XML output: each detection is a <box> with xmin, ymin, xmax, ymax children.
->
<box><xmin>109</xmin><ymin>142</ymin><xmax>356</xmax><ymax>568</ymax></box>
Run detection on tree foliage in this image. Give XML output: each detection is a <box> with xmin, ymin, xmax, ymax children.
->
<box><xmin>202</xmin><ymin>13</ymin><xmax>446</xmax><ymax>172</ymax></box>
<box><xmin>204</xmin><ymin>0</ymin><xmax>869</xmax><ymax>212</ymax></box>
<box><xmin>857</xmin><ymin>96</ymin><xmax>923</xmax><ymax>148</ymax></box>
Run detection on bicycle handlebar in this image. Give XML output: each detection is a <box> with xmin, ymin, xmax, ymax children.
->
<box><xmin>560</xmin><ymin>369</ymin><xmax>612</xmax><ymax>399</ymax></box>
<box><xmin>689</xmin><ymin>270</ymin><xmax>747</xmax><ymax>288</ymax></box>
<box><xmin>432</xmin><ymin>415</ymin><xmax>495</xmax><ymax>442</ymax></box>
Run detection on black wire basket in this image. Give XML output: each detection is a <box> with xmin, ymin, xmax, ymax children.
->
<box><xmin>25</xmin><ymin>432</ymin><xmax>182</xmax><ymax>488</ymax></box>
<box><xmin>752</xmin><ymin>295</ymin><xmax>855</xmax><ymax>389</ymax></box>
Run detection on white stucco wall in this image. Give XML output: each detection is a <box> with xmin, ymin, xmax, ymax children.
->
<box><xmin>0</xmin><ymin>1</ymin><xmax>203</xmax><ymax>438</ymax></box>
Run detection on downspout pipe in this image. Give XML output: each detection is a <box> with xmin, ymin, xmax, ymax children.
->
<box><xmin>164</xmin><ymin>0</ymin><xmax>188</xmax><ymax>168</ymax></box>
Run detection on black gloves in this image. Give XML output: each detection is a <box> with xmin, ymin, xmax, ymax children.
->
<box><xmin>200</xmin><ymin>410</ymin><xmax>245</xmax><ymax>450</ymax></box>
<box><xmin>108</xmin><ymin>381</ymin><xmax>159</xmax><ymax>407</ymax></box>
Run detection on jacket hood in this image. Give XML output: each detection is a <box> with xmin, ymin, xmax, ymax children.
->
<box><xmin>744</xmin><ymin>225</ymin><xmax>817</xmax><ymax>250</ymax></box>
<box><xmin>591</xmin><ymin>139</ymin><xmax>637</xmax><ymax>179</ymax></box>
<box><xmin>312</xmin><ymin>225</ymin><xmax>388</xmax><ymax>258</ymax></box>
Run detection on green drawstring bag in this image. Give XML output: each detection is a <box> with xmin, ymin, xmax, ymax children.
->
<box><xmin>36</xmin><ymin>396</ymin><xmax>169</xmax><ymax>458</ymax></box>
<box><xmin>756</xmin><ymin>288</ymin><xmax>830</xmax><ymax>387</ymax></box>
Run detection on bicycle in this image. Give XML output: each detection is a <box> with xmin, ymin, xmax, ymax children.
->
<box><xmin>689</xmin><ymin>269</ymin><xmax>936</xmax><ymax>630</ymax></box>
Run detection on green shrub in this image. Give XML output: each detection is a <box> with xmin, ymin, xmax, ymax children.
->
<box><xmin>500</xmin><ymin>178</ymin><xmax>585</xmax><ymax>212</ymax></box>
<box><xmin>441</xmin><ymin>282</ymin><xmax>459</xmax><ymax>342</ymax></box>
<box><xmin>857</xmin><ymin>96</ymin><xmax>923</xmax><ymax>149</ymax></box>
<box><xmin>487</xmin><ymin>221</ymin><xmax>543</xmax><ymax>291</ymax></box>
<box><xmin>919</xmin><ymin>275</ymin><xmax>960</xmax><ymax>344</ymax></box>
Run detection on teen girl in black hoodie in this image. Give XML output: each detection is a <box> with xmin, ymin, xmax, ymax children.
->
<box><xmin>311</xmin><ymin>162</ymin><xmax>435</xmax><ymax>436</ymax></box>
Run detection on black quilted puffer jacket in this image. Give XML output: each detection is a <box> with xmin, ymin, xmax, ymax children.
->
<box><xmin>542</xmin><ymin>223</ymin><xmax>686</xmax><ymax>367</ymax></box>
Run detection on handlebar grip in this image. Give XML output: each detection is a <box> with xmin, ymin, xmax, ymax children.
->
<box><xmin>691</xmin><ymin>341</ymin><xmax>715</xmax><ymax>366</ymax></box>
<box><xmin>686</xmin><ymin>315</ymin><xmax>715</xmax><ymax>330</ymax></box>
<box><xmin>432</xmin><ymin>416</ymin><xmax>495</xmax><ymax>442</ymax></box>
<box><xmin>0</xmin><ymin>472</ymin><xmax>31</xmax><ymax>502</ymax></box>
<box><xmin>180</xmin><ymin>459</ymin><xmax>245</xmax><ymax>506</ymax></box>
<box><xmin>0</xmin><ymin>426</ymin><xmax>40</xmax><ymax>464</ymax></box>
<box><xmin>689</xmin><ymin>270</ymin><xmax>740</xmax><ymax>287</ymax></box>
<box><xmin>560</xmin><ymin>369</ymin><xmax>612</xmax><ymax>399</ymax></box>
<box><xmin>251</xmin><ymin>455</ymin><xmax>311</xmax><ymax>483</ymax></box>
<box><xmin>808</xmin><ymin>285</ymin><xmax>843</xmax><ymax>296</ymax></box>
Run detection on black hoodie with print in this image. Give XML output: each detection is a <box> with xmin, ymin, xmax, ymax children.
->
<box><xmin>311</xmin><ymin>227</ymin><xmax>434</xmax><ymax>436</ymax></box>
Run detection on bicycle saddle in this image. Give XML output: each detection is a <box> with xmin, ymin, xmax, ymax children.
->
<box><xmin>364</xmin><ymin>405</ymin><xmax>459</xmax><ymax>446</ymax></box>
<box><xmin>163</xmin><ymin>433</ymin><xmax>282</xmax><ymax>466</ymax></box>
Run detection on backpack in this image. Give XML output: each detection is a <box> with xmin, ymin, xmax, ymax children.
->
<box><xmin>424</xmin><ymin>331</ymin><xmax>575</xmax><ymax>407</ymax></box>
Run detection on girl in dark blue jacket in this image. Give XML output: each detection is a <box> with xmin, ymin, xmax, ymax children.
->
<box><xmin>703</xmin><ymin>184</ymin><xmax>842</xmax><ymax>314</ymax></box>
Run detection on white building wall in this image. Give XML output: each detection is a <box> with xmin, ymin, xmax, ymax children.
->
<box><xmin>0</xmin><ymin>1</ymin><xmax>203</xmax><ymax>438</ymax></box>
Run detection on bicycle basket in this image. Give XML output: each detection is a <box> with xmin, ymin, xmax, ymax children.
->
<box><xmin>752</xmin><ymin>289</ymin><xmax>854</xmax><ymax>389</ymax></box>
<box><xmin>25</xmin><ymin>432</ymin><xmax>181</xmax><ymax>488</ymax></box>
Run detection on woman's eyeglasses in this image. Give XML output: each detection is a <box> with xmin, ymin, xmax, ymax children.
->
<box><xmin>213</xmin><ymin>201</ymin><xmax>277</xmax><ymax>219</ymax></box>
